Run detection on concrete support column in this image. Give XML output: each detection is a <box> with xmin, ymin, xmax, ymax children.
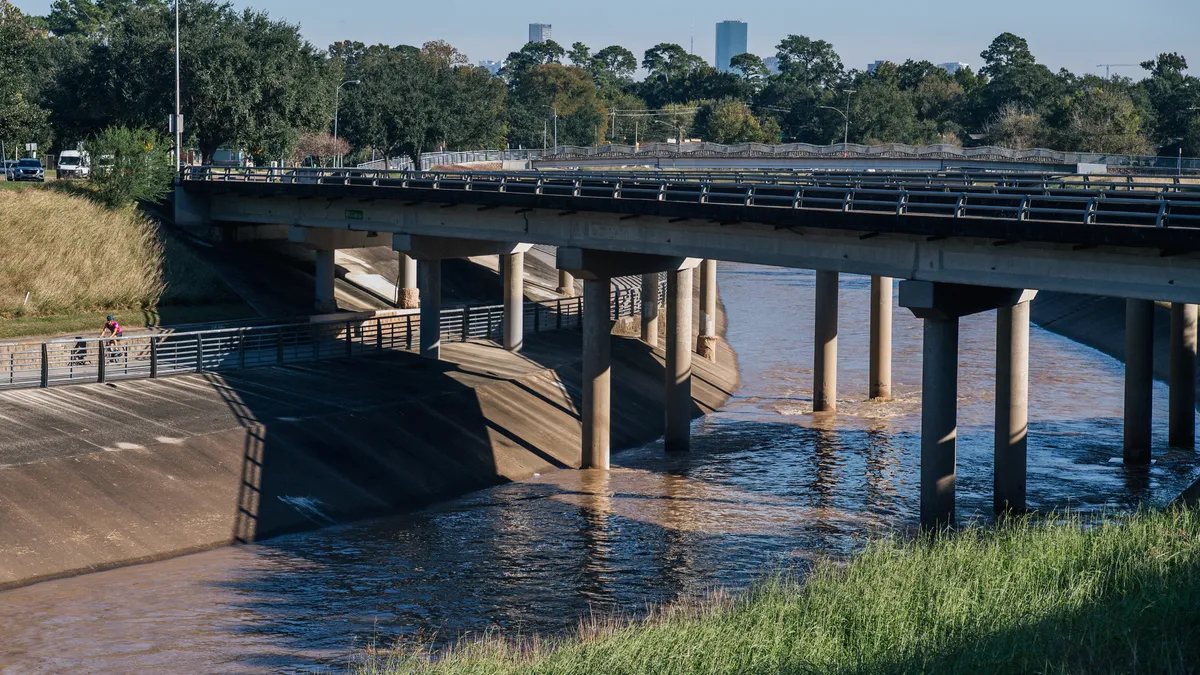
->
<box><xmin>418</xmin><ymin>260</ymin><xmax>442</xmax><ymax>360</ymax></box>
<box><xmin>502</xmin><ymin>252</ymin><xmax>524</xmax><ymax>352</ymax></box>
<box><xmin>921</xmin><ymin>317</ymin><xmax>960</xmax><ymax>529</ymax></box>
<box><xmin>1170</xmin><ymin>303</ymin><xmax>1197</xmax><ymax>449</ymax></box>
<box><xmin>665</xmin><ymin>268</ymin><xmax>694</xmax><ymax>452</ymax></box>
<box><xmin>314</xmin><ymin>248</ymin><xmax>337</xmax><ymax>314</ymax></box>
<box><xmin>641</xmin><ymin>273</ymin><xmax>660</xmax><ymax>347</ymax></box>
<box><xmin>995</xmin><ymin>302</ymin><xmax>1030</xmax><ymax>514</ymax></box>
<box><xmin>558</xmin><ymin>270</ymin><xmax>576</xmax><ymax>296</ymax></box>
<box><xmin>1125</xmin><ymin>299</ymin><xmax>1155</xmax><ymax>464</ymax></box>
<box><xmin>397</xmin><ymin>253</ymin><xmax>419</xmax><ymax>309</ymax></box>
<box><xmin>813</xmin><ymin>270</ymin><xmax>839</xmax><ymax>413</ymax></box>
<box><xmin>697</xmin><ymin>259</ymin><xmax>718</xmax><ymax>362</ymax></box>
<box><xmin>869</xmin><ymin>276</ymin><xmax>893</xmax><ymax>400</ymax></box>
<box><xmin>582</xmin><ymin>277</ymin><xmax>612</xmax><ymax>470</ymax></box>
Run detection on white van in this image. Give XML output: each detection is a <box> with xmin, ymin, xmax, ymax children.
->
<box><xmin>57</xmin><ymin>150</ymin><xmax>90</xmax><ymax>179</ymax></box>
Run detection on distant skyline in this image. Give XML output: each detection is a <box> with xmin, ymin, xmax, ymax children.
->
<box><xmin>12</xmin><ymin>0</ymin><xmax>1198</xmax><ymax>78</ymax></box>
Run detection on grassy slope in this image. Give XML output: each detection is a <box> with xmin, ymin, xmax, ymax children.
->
<box><xmin>0</xmin><ymin>183</ymin><xmax>255</xmax><ymax>339</ymax></box>
<box><xmin>359</xmin><ymin>509</ymin><xmax>1200</xmax><ymax>675</ymax></box>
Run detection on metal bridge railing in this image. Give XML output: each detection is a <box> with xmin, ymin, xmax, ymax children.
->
<box><xmin>0</xmin><ymin>286</ymin><xmax>653</xmax><ymax>391</ymax></box>
<box><xmin>184</xmin><ymin>166</ymin><xmax>1200</xmax><ymax>229</ymax></box>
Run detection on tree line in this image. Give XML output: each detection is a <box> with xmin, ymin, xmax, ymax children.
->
<box><xmin>3</xmin><ymin>0</ymin><xmax>1199</xmax><ymax>166</ymax></box>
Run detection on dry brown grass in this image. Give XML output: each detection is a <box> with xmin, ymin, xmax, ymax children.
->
<box><xmin>0</xmin><ymin>187</ymin><xmax>165</xmax><ymax>317</ymax></box>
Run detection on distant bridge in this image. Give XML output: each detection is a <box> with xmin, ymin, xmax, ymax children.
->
<box><xmin>359</xmin><ymin>142</ymin><xmax>1200</xmax><ymax>174</ymax></box>
<box><xmin>172</xmin><ymin>165</ymin><xmax>1200</xmax><ymax>529</ymax></box>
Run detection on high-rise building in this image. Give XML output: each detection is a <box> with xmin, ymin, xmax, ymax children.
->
<box><xmin>715</xmin><ymin>20</ymin><xmax>748</xmax><ymax>73</ymax></box>
<box><xmin>939</xmin><ymin>62</ymin><xmax>969</xmax><ymax>75</ymax></box>
<box><xmin>528</xmin><ymin>23</ymin><xmax>552</xmax><ymax>44</ymax></box>
<box><xmin>867</xmin><ymin>60</ymin><xmax>887</xmax><ymax>74</ymax></box>
<box><xmin>763</xmin><ymin>56</ymin><xmax>781</xmax><ymax>75</ymax></box>
<box><xmin>479</xmin><ymin>60</ymin><xmax>503</xmax><ymax>76</ymax></box>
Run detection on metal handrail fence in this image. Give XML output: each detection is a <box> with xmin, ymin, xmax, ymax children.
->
<box><xmin>0</xmin><ymin>286</ymin><xmax>655</xmax><ymax>391</ymax></box>
<box><xmin>360</xmin><ymin>143</ymin><xmax>1200</xmax><ymax>174</ymax></box>
<box><xmin>184</xmin><ymin>166</ymin><xmax>1200</xmax><ymax>229</ymax></box>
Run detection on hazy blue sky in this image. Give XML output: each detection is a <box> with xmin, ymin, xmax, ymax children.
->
<box><xmin>13</xmin><ymin>0</ymin><xmax>1199</xmax><ymax>77</ymax></box>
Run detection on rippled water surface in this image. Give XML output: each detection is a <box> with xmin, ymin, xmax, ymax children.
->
<box><xmin>2</xmin><ymin>265</ymin><xmax>1197</xmax><ymax>674</ymax></box>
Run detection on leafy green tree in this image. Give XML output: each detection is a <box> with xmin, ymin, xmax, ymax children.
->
<box><xmin>88</xmin><ymin>126</ymin><xmax>174</xmax><ymax>206</ymax></box>
<box><xmin>1139</xmin><ymin>53</ymin><xmax>1200</xmax><ymax>147</ymax></box>
<box><xmin>1050</xmin><ymin>84</ymin><xmax>1151</xmax><ymax>154</ymax></box>
<box><xmin>594</xmin><ymin>46</ymin><xmax>637</xmax><ymax>80</ymax></box>
<box><xmin>693</xmin><ymin>99</ymin><xmax>771</xmax><ymax>143</ymax></box>
<box><xmin>774</xmin><ymin>35</ymin><xmax>844</xmax><ymax>90</ymax></box>
<box><xmin>0</xmin><ymin>1</ymin><xmax>53</xmax><ymax>154</ymax></box>
<box><xmin>983</xmin><ymin>104</ymin><xmax>1045</xmax><ymax>149</ymax></box>
<box><xmin>509</xmin><ymin>64</ymin><xmax>606</xmax><ymax>148</ymax></box>
<box><xmin>729</xmin><ymin>53</ymin><xmax>769</xmax><ymax>92</ymax></box>
<box><xmin>847</xmin><ymin>62</ymin><xmax>928</xmax><ymax>144</ymax></box>
<box><xmin>500</xmin><ymin>40</ymin><xmax>564</xmax><ymax>84</ymax></box>
<box><xmin>41</xmin><ymin>0</ymin><xmax>330</xmax><ymax>162</ymax></box>
<box><xmin>979</xmin><ymin>32</ymin><xmax>1037</xmax><ymax>78</ymax></box>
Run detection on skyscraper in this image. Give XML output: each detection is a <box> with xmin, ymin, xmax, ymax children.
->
<box><xmin>528</xmin><ymin>23</ymin><xmax>552</xmax><ymax>44</ymax></box>
<box><xmin>715</xmin><ymin>20</ymin><xmax>748</xmax><ymax>73</ymax></box>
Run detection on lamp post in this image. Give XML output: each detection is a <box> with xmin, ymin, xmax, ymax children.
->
<box><xmin>819</xmin><ymin>89</ymin><xmax>857</xmax><ymax>147</ymax></box>
<box><xmin>543</xmin><ymin>105</ymin><xmax>558</xmax><ymax>155</ymax></box>
<box><xmin>333</xmin><ymin>79</ymin><xmax>361</xmax><ymax>168</ymax></box>
<box><xmin>174</xmin><ymin>0</ymin><xmax>181</xmax><ymax>173</ymax></box>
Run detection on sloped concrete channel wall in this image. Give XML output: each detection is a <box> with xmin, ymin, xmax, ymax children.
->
<box><xmin>0</xmin><ymin>300</ymin><xmax>738</xmax><ymax>590</ymax></box>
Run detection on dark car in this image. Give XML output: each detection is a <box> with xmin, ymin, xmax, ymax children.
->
<box><xmin>13</xmin><ymin>158</ymin><xmax>45</xmax><ymax>182</ymax></box>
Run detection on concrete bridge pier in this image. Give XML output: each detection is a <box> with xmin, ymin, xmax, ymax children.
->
<box><xmin>558</xmin><ymin>270</ymin><xmax>576</xmax><ymax>296</ymax></box>
<box><xmin>397</xmin><ymin>253</ymin><xmax>419</xmax><ymax>309</ymax></box>
<box><xmin>902</xmin><ymin>281</ymin><xmax>1038</xmax><ymax>529</ymax></box>
<box><xmin>1125</xmin><ymin>299</ymin><xmax>1155</xmax><ymax>464</ymax></box>
<box><xmin>698</xmin><ymin>260</ymin><xmax>718</xmax><ymax>362</ymax></box>
<box><xmin>813</xmin><ymin>271</ymin><xmax>839</xmax><ymax>413</ymax></box>
<box><xmin>418</xmin><ymin>260</ymin><xmax>443</xmax><ymax>359</ymax></box>
<box><xmin>1169</xmin><ymin>303</ymin><xmax>1197</xmax><ymax>449</ymax></box>
<box><xmin>641</xmin><ymin>273</ymin><xmax>660</xmax><ymax>346</ymax></box>
<box><xmin>393</xmin><ymin>234</ymin><xmax>532</xmax><ymax>360</ymax></box>
<box><xmin>502</xmin><ymin>252</ymin><xmax>525</xmax><ymax>352</ymax></box>
<box><xmin>558</xmin><ymin>249</ymin><xmax>700</xmax><ymax>464</ymax></box>
<box><xmin>995</xmin><ymin>296</ymin><xmax>1035</xmax><ymax>514</ymax></box>
<box><xmin>667</xmin><ymin>267</ymin><xmax>695</xmax><ymax>452</ymax></box>
<box><xmin>582</xmin><ymin>277</ymin><xmax>612</xmax><ymax>469</ymax></box>
<box><xmin>870</xmin><ymin>276</ymin><xmax>893</xmax><ymax>400</ymax></box>
<box><xmin>314</xmin><ymin>249</ymin><xmax>337</xmax><ymax>314</ymax></box>
<box><xmin>288</xmin><ymin>226</ymin><xmax>379</xmax><ymax>315</ymax></box>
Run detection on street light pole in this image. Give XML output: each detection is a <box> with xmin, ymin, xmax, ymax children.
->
<box><xmin>174</xmin><ymin>0</ymin><xmax>181</xmax><ymax>173</ymax></box>
<box><xmin>842</xmin><ymin>89</ymin><xmax>856</xmax><ymax>146</ymax></box>
<box><xmin>333</xmin><ymin>79</ymin><xmax>361</xmax><ymax>168</ymax></box>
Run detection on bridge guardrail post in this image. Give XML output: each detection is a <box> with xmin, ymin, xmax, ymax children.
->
<box><xmin>150</xmin><ymin>339</ymin><xmax>158</xmax><ymax>378</ymax></box>
<box><xmin>195</xmin><ymin>335</ymin><xmax>204</xmax><ymax>373</ymax></box>
<box><xmin>346</xmin><ymin>321</ymin><xmax>354</xmax><ymax>357</ymax></box>
<box><xmin>406</xmin><ymin>316</ymin><xmax>413</xmax><ymax>351</ymax></box>
<box><xmin>462</xmin><ymin>307</ymin><xmax>470</xmax><ymax>342</ymax></box>
<box><xmin>376</xmin><ymin>318</ymin><xmax>384</xmax><ymax>351</ymax></box>
<box><xmin>238</xmin><ymin>329</ymin><xmax>247</xmax><ymax>369</ymax></box>
<box><xmin>40</xmin><ymin>343</ymin><xmax>49</xmax><ymax>388</ymax></box>
<box><xmin>98</xmin><ymin>340</ymin><xmax>107</xmax><ymax>383</ymax></box>
<box><xmin>311</xmin><ymin>325</ymin><xmax>320</xmax><ymax>361</ymax></box>
<box><xmin>534</xmin><ymin>303</ymin><xmax>541</xmax><ymax>333</ymax></box>
<box><xmin>557</xmin><ymin>299</ymin><xmax>563</xmax><ymax>330</ymax></box>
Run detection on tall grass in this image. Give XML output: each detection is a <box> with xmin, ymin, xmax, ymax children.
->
<box><xmin>357</xmin><ymin>508</ymin><xmax>1200</xmax><ymax>675</ymax></box>
<box><xmin>0</xmin><ymin>187</ymin><xmax>164</xmax><ymax>317</ymax></box>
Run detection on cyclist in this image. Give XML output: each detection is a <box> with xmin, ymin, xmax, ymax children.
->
<box><xmin>100</xmin><ymin>315</ymin><xmax>124</xmax><ymax>345</ymax></box>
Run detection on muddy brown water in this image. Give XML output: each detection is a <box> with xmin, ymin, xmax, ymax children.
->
<box><xmin>1</xmin><ymin>264</ymin><xmax>1196</xmax><ymax>674</ymax></box>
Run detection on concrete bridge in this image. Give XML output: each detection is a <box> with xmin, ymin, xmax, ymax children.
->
<box><xmin>176</xmin><ymin>167</ymin><xmax>1200</xmax><ymax>528</ymax></box>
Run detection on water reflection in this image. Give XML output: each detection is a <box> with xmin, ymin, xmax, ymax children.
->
<box><xmin>0</xmin><ymin>265</ymin><xmax>1197</xmax><ymax>674</ymax></box>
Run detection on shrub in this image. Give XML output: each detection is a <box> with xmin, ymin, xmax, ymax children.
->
<box><xmin>88</xmin><ymin>126</ymin><xmax>175</xmax><ymax>207</ymax></box>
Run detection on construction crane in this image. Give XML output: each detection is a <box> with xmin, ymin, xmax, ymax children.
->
<box><xmin>1097</xmin><ymin>64</ymin><xmax>1139</xmax><ymax>79</ymax></box>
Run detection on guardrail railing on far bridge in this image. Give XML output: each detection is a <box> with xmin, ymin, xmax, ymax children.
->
<box><xmin>0</xmin><ymin>287</ymin><xmax>651</xmax><ymax>391</ymax></box>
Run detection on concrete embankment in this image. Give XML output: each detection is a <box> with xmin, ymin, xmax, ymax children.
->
<box><xmin>0</xmin><ymin>329</ymin><xmax>739</xmax><ymax>591</ymax></box>
<box><xmin>1031</xmin><ymin>292</ymin><xmax>1189</xmax><ymax>388</ymax></box>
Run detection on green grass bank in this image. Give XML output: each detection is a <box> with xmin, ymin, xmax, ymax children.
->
<box><xmin>0</xmin><ymin>183</ymin><xmax>253</xmax><ymax>339</ymax></box>
<box><xmin>358</xmin><ymin>508</ymin><xmax>1200</xmax><ymax>675</ymax></box>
